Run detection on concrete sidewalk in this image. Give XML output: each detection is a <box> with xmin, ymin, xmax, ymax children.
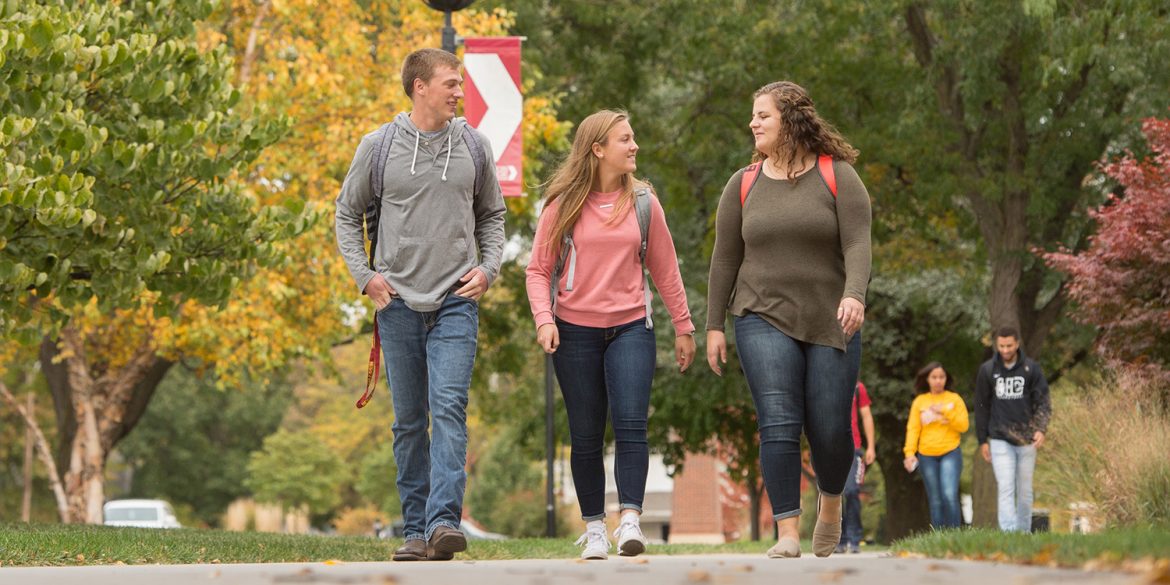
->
<box><xmin>0</xmin><ymin>553</ymin><xmax>1140</xmax><ymax>585</ymax></box>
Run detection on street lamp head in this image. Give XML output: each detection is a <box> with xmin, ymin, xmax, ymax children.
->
<box><xmin>424</xmin><ymin>0</ymin><xmax>476</xmax><ymax>11</ymax></box>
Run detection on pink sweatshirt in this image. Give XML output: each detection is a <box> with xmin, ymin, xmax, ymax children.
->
<box><xmin>526</xmin><ymin>189</ymin><xmax>695</xmax><ymax>335</ymax></box>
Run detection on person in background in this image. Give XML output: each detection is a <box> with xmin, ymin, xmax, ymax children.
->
<box><xmin>837</xmin><ymin>380</ymin><xmax>875</xmax><ymax>553</ymax></box>
<box><xmin>975</xmin><ymin>326</ymin><xmax>1052</xmax><ymax>532</ymax></box>
<box><xmin>903</xmin><ymin>362</ymin><xmax>969</xmax><ymax>529</ymax></box>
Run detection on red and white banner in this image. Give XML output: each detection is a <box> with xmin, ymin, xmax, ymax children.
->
<box><xmin>463</xmin><ymin>37</ymin><xmax>523</xmax><ymax>197</ymax></box>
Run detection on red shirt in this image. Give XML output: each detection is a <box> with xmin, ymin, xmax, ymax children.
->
<box><xmin>851</xmin><ymin>381</ymin><xmax>872</xmax><ymax>450</ymax></box>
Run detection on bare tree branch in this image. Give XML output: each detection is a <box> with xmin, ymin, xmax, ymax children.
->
<box><xmin>0</xmin><ymin>381</ymin><xmax>70</xmax><ymax>522</ymax></box>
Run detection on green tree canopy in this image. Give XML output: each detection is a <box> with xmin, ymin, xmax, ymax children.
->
<box><xmin>246</xmin><ymin>429</ymin><xmax>346</xmax><ymax>514</ymax></box>
<box><xmin>115</xmin><ymin>366</ymin><xmax>292</xmax><ymax>527</ymax></box>
<box><xmin>0</xmin><ymin>0</ymin><xmax>300</xmax><ymax>341</ymax></box>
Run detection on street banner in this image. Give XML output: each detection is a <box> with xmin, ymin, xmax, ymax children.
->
<box><xmin>463</xmin><ymin>37</ymin><xmax>523</xmax><ymax>197</ymax></box>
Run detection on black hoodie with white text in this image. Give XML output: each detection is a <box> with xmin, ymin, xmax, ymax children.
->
<box><xmin>975</xmin><ymin>349</ymin><xmax>1052</xmax><ymax>446</ymax></box>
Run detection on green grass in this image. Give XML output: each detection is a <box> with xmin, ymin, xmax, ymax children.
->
<box><xmin>0</xmin><ymin>523</ymin><xmax>819</xmax><ymax>567</ymax></box>
<box><xmin>892</xmin><ymin>527</ymin><xmax>1170</xmax><ymax>569</ymax></box>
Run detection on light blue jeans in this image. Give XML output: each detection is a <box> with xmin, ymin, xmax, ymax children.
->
<box><xmin>989</xmin><ymin>439</ymin><xmax>1037</xmax><ymax>532</ymax></box>
<box><xmin>377</xmin><ymin>293</ymin><xmax>478</xmax><ymax>541</ymax></box>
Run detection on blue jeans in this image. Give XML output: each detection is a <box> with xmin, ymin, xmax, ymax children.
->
<box><xmin>734</xmin><ymin>314</ymin><xmax>861</xmax><ymax>520</ymax></box>
<box><xmin>918</xmin><ymin>447</ymin><xmax>963</xmax><ymax>529</ymax></box>
<box><xmin>989</xmin><ymin>439</ymin><xmax>1037</xmax><ymax>532</ymax></box>
<box><xmin>840</xmin><ymin>450</ymin><xmax>864</xmax><ymax>546</ymax></box>
<box><xmin>553</xmin><ymin>318</ymin><xmax>656</xmax><ymax>520</ymax></box>
<box><xmin>377</xmin><ymin>293</ymin><xmax>478</xmax><ymax>541</ymax></box>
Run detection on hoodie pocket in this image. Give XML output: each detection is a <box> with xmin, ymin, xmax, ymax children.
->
<box><xmin>388</xmin><ymin>236</ymin><xmax>469</xmax><ymax>280</ymax></box>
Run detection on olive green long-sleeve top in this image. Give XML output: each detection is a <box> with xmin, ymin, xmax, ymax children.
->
<box><xmin>705</xmin><ymin>161</ymin><xmax>872</xmax><ymax>350</ymax></box>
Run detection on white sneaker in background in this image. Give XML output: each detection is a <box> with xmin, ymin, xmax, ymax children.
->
<box><xmin>614</xmin><ymin>512</ymin><xmax>647</xmax><ymax>556</ymax></box>
<box><xmin>574</xmin><ymin>520</ymin><xmax>610</xmax><ymax>560</ymax></box>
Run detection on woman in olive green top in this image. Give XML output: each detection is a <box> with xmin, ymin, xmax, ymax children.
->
<box><xmin>706</xmin><ymin>81</ymin><xmax>872</xmax><ymax>559</ymax></box>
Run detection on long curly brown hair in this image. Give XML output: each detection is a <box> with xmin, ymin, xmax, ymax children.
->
<box><xmin>752</xmin><ymin>81</ymin><xmax>859</xmax><ymax>179</ymax></box>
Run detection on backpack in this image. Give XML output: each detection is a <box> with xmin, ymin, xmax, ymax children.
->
<box><xmin>739</xmin><ymin>154</ymin><xmax>837</xmax><ymax>205</ymax></box>
<box><xmin>362</xmin><ymin>121</ymin><xmax>489</xmax><ymax>269</ymax></box>
<box><xmin>548</xmin><ymin>187</ymin><xmax>655</xmax><ymax>330</ymax></box>
<box><xmin>355</xmin><ymin>121</ymin><xmax>488</xmax><ymax>409</ymax></box>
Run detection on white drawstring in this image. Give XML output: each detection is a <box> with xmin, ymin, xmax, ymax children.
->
<box><xmin>410</xmin><ymin>131</ymin><xmax>420</xmax><ymax>175</ymax></box>
<box><xmin>441</xmin><ymin>132</ymin><xmax>452</xmax><ymax>182</ymax></box>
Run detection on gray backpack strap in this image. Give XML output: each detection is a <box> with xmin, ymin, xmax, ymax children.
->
<box><xmin>365</xmin><ymin>122</ymin><xmax>396</xmax><ymax>269</ymax></box>
<box><xmin>634</xmin><ymin>187</ymin><xmax>653</xmax><ymax>330</ymax></box>
<box><xmin>549</xmin><ymin>234</ymin><xmax>575</xmax><ymax>315</ymax></box>
<box><xmin>461</xmin><ymin>126</ymin><xmax>488</xmax><ymax>196</ymax></box>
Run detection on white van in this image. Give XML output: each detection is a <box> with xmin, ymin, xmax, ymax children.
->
<box><xmin>103</xmin><ymin>499</ymin><xmax>182</xmax><ymax>529</ymax></box>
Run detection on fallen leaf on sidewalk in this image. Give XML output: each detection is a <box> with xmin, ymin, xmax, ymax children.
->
<box><xmin>686</xmin><ymin>569</ymin><xmax>711</xmax><ymax>582</ymax></box>
<box><xmin>1143</xmin><ymin>559</ymin><xmax>1170</xmax><ymax>584</ymax></box>
<box><xmin>926</xmin><ymin>563</ymin><xmax>954</xmax><ymax>572</ymax></box>
<box><xmin>627</xmin><ymin>558</ymin><xmax>649</xmax><ymax>564</ymax></box>
<box><xmin>323</xmin><ymin>560</ymin><xmax>342</xmax><ymax>565</ymax></box>
<box><xmin>819</xmin><ymin>568</ymin><xmax>857</xmax><ymax>583</ymax></box>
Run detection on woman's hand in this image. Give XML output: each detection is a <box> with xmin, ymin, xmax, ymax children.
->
<box><xmin>838</xmin><ymin>297</ymin><xmax>865</xmax><ymax>337</ymax></box>
<box><xmin>675</xmin><ymin>333</ymin><xmax>696</xmax><ymax>373</ymax></box>
<box><xmin>536</xmin><ymin>323</ymin><xmax>559</xmax><ymax>354</ymax></box>
<box><xmin>706</xmin><ymin>331</ymin><xmax>727</xmax><ymax>376</ymax></box>
<box><xmin>903</xmin><ymin>456</ymin><xmax>918</xmax><ymax>473</ymax></box>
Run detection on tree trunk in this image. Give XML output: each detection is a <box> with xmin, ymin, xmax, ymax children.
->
<box><xmin>872</xmin><ymin>409</ymin><xmax>930</xmax><ymax>541</ymax></box>
<box><xmin>39</xmin><ymin>326</ymin><xmax>173</xmax><ymax>524</ymax></box>
<box><xmin>971</xmin><ymin>452</ymin><xmax>998</xmax><ymax>527</ymax></box>
<box><xmin>0</xmin><ymin>381</ymin><xmax>71</xmax><ymax>522</ymax></box>
<box><xmin>748</xmin><ymin>471</ymin><xmax>762</xmax><ymax>541</ymax></box>
<box><xmin>237</xmin><ymin>0</ymin><xmax>272</xmax><ymax>87</ymax></box>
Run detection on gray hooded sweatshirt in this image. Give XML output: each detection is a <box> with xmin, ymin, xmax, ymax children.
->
<box><xmin>335</xmin><ymin>113</ymin><xmax>506</xmax><ymax>312</ymax></box>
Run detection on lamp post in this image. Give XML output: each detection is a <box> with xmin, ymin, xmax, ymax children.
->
<box><xmin>423</xmin><ymin>0</ymin><xmax>476</xmax><ymax>54</ymax></box>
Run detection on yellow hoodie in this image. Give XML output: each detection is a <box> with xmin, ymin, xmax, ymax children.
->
<box><xmin>904</xmin><ymin>391</ymin><xmax>969</xmax><ymax>457</ymax></box>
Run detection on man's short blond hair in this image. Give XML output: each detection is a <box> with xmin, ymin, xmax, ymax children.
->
<box><xmin>402</xmin><ymin>48</ymin><xmax>461</xmax><ymax>98</ymax></box>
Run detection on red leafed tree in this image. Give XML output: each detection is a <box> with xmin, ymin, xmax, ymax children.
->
<box><xmin>1045</xmin><ymin>116</ymin><xmax>1170</xmax><ymax>377</ymax></box>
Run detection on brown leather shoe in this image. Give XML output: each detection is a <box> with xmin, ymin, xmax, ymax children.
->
<box><xmin>392</xmin><ymin>539</ymin><xmax>427</xmax><ymax>561</ymax></box>
<box><xmin>427</xmin><ymin>526</ymin><xmax>467</xmax><ymax>561</ymax></box>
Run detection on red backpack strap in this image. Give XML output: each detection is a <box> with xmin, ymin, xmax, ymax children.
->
<box><xmin>355</xmin><ymin>327</ymin><xmax>381</xmax><ymax>409</ymax></box>
<box><xmin>740</xmin><ymin>163</ymin><xmax>762</xmax><ymax>206</ymax></box>
<box><xmin>817</xmin><ymin>155</ymin><xmax>837</xmax><ymax>198</ymax></box>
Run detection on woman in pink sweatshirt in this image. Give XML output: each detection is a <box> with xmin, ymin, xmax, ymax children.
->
<box><xmin>526</xmin><ymin>110</ymin><xmax>696</xmax><ymax>560</ymax></box>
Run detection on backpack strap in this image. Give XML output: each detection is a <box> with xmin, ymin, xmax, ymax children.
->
<box><xmin>546</xmin><ymin>188</ymin><xmax>656</xmax><ymax>330</ymax></box>
<box><xmin>550</xmin><ymin>233</ymin><xmax>576</xmax><ymax>317</ymax></box>
<box><xmin>817</xmin><ymin>154</ymin><xmax>837</xmax><ymax>198</ymax></box>
<box><xmin>461</xmin><ymin>125</ymin><xmax>488</xmax><ymax>196</ymax></box>
<box><xmin>365</xmin><ymin>122</ymin><xmax>397</xmax><ymax>269</ymax></box>
<box><xmin>739</xmin><ymin>163</ymin><xmax>762</xmax><ymax>206</ymax></box>
<box><xmin>366</xmin><ymin>122</ymin><xmax>487</xmax><ymax>270</ymax></box>
<box><xmin>741</xmin><ymin>157</ymin><xmax>838</xmax><ymax>206</ymax></box>
<box><xmin>633</xmin><ymin>187</ymin><xmax>654</xmax><ymax>330</ymax></box>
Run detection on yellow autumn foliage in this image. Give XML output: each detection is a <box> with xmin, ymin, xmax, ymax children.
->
<box><xmin>56</xmin><ymin>1</ymin><xmax>570</xmax><ymax>388</ymax></box>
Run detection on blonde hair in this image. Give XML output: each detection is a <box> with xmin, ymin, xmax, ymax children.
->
<box><xmin>540</xmin><ymin>110</ymin><xmax>649</xmax><ymax>261</ymax></box>
<box><xmin>752</xmin><ymin>81</ymin><xmax>859</xmax><ymax>179</ymax></box>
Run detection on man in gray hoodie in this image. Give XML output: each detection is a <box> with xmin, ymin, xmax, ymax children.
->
<box><xmin>335</xmin><ymin>48</ymin><xmax>505</xmax><ymax>561</ymax></box>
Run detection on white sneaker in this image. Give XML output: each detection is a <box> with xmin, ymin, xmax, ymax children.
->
<box><xmin>614</xmin><ymin>514</ymin><xmax>647</xmax><ymax>557</ymax></box>
<box><xmin>574</xmin><ymin>521</ymin><xmax>610</xmax><ymax>560</ymax></box>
